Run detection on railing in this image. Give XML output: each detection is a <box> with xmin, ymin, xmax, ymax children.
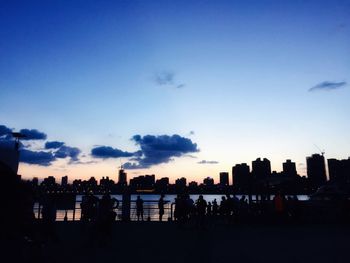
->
<box><xmin>34</xmin><ymin>200</ymin><xmax>173</xmax><ymax>222</ymax></box>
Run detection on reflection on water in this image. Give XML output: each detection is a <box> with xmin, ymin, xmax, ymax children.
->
<box><xmin>34</xmin><ymin>194</ymin><xmax>309</xmax><ymax>221</ymax></box>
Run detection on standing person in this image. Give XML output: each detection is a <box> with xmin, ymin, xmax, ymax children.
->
<box><xmin>136</xmin><ymin>196</ymin><xmax>144</xmax><ymax>221</ymax></box>
<box><xmin>207</xmin><ymin>202</ymin><xmax>212</xmax><ymax>216</ymax></box>
<box><xmin>212</xmin><ymin>199</ymin><xmax>218</xmax><ymax>216</ymax></box>
<box><xmin>273</xmin><ymin>192</ymin><xmax>286</xmax><ymax>222</ymax></box>
<box><xmin>158</xmin><ymin>194</ymin><xmax>165</xmax><ymax>222</ymax></box>
<box><xmin>196</xmin><ymin>195</ymin><xmax>207</xmax><ymax>227</ymax></box>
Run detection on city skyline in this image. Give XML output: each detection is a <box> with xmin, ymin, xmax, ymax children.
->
<box><xmin>0</xmin><ymin>1</ymin><xmax>349</xmax><ymax>183</ymax></box>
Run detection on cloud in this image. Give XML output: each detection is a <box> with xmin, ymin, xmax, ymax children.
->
<box><xmin>309</xmin><ymin>81</ymin><xmax>347</xmax><ymax>92</ymax></box>
<box><xmin>154</xmin><ymin>71</ymin><xmax>185</xmax><ymax>89</ymax></box>
<box><xmin>20</xmin><ymin>149</ymin><xmax>56</xmax><ymax>166</ymax></box>
<box><xmin>0</xmin><ymin>125</ymin><xmax>12</xmax><ymax>137</ymax></box>
<box><xmin>122</xmin><ymin>162</ymin><xmax>143</xmax><ymax>169</ymax></box>
<box><xmin>197</xmin><ymin>160</ymin><xmax>219</xmax><ymax>164</ymax></box>
<box><xmin>54</xmin><ymin>145</ymin><xmax>81</xmax><ymax>161</ymax></box>
<box><xmin>19</xmin><ymin>129</ymin><xmax>47</xmax><ymax>140</ymax></box>
<box><xmin>91</xmin><ymin>146</ymin><xmax>134</xmax><ymax>159</ymax></box>
<box><xmin>45</xmin><ymin>141</ymin><xmax>65</xmax><ymax>149</ymax></box>
<box><xmin>129</xmin><ymin>134</ymin><xmax>199</xmax><ymax>168</ymax></box>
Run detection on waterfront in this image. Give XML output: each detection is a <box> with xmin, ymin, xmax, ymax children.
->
<box><xmin>34</xmin><ymin>194</ymin><xmax>309</xmax><ymax>221</ymax></box>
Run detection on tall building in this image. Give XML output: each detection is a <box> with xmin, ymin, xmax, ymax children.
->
<box><xmin>232</xmin><ymin>163</ymin><xmax>250</xmax><ymax>190</ymax></box>
<box><xmin>306</xmin><ymin>154</ymin><xmax>327</xmax><ymax>188</ymax></box>
<box><xmin>328</xmin><ymin>158</ymin><xmax>350</xmax><ymax>185</ymax></box>
<box><xmin>118</xmin><ymin>168</ymin><xmax>127</xmax><ymax>186</ymax></box>
<box><xmin>61</xmin><ymin>175</ymin><xmax>68</xmax><ymax>186</ymax></box>
<box><xmin>283</xmin><ymin>159</ymin><xmax>297</xmax><ymax>177</ymax></box>
<box><xmin>219</xmin><ymin>172</ymin><xmax>229</xmax><ymax>186</ymax></box>
<box><xmin>252</xmin><ymin>158</ymin><xmax>271</xmax><ymax>181</ymax></box>
<box><xmin>0</xmin><ymin>140</ymin><xmax>19</xmax><ymax>174</ymax></box>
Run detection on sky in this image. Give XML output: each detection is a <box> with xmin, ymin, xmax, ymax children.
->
<box><xmin>0</xmin><ymin>0</ymin><xmax>349</xmax><ymax>183</ymax></box>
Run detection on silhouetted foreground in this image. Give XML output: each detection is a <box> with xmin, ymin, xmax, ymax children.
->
<box><xmin>1</xmin><ymin>162</ymin><xmax>350</xmax><ymax>263</ymax></box>
<box><xmin>3</xmin><ymin>222</ymin><xmax>350</xmax><ymax>263</ymax></box>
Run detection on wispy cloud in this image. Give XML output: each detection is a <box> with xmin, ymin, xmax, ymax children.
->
<box><xmin>154</xmin><ymin>71</ymin><xmax>185</xmax><ymax>89</ymax></box>
<box><xmin>309</xmin><ymin>81</ymin><xmax>347</xmax><ymax>92</ymax></box>
<box><xmin>197</xmin><ymin>160</ymin><xmax>219</xmax><ymax>164</ymax></box>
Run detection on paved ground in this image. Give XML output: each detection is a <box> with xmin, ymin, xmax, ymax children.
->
<box><xmin>4</xmin><ymin>222</ymin><xmax>350</xmax><ymax>263</ymax></box>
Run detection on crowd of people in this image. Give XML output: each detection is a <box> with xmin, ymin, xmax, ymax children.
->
<box><xmin>173</xmin><ymin>193</ymin><xmax>302</xmax><ymax>224</ymax></box>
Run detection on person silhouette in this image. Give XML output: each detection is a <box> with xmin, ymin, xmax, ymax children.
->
<box><xmin>136</xmin><ymin>196</ymin><xmax>144</xmax><ymax>221</ymax></box>
<box><xmin>212</xmin><ymin>199</ymin><xmax>218</xmax><ymax>216</ymax></box>
<box><xmin>158</xmin><ymin>194</ymin><xmax>165</xmax><ymax>222</ymax></box>
<box><xmin>207</xmin><ymin>202</ymin><xmax>212</xmax><ymax>216</ymax></box>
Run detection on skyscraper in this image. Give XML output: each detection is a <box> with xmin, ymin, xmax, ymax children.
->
<box><xmin>219</xmin><ymin>172</ymin><xmax>229</xmax><ymax>186</ymax></box>
<box><xmin>328</xmin><ymin>158</ymin><xmax>350</xmax><ymax>185</ymax></box>
<box><xmin>232</xmin><ymin>163</ymin><xmax>250</xmax><ymax>191</ymax></box>
<box><xmin>282</xmin><ymin>159</ymin><xmax>297</xmax><ymax>177</ymax></box>
<box><xmin>252</xmin><ymin>158</ymin><xmax>271</xmax><ymax>181</ymax></box>
<box><xmin>61</xmin><ymin>175</ymin><xmax>68</xmax><ymax>186</ymax></box>
<box><xmin>306</xmin><ymin>154</ymin><xmax>327</xmax><ymax>188</ymax></box>
<box><xmin>118</xmin><ymin>168</ymin><xmax>127</xmax><ymax>186</ymax></box>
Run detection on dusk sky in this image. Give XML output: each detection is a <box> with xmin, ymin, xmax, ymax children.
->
<box><xmin>0</xmin><ymin>0</ymin><xmax>349</xmax><ymax>183</ymax></box>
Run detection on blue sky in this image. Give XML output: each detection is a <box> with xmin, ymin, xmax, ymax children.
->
<box><xmin>0</xmin><ymin>0</ymin><xmax>349</xmax><ymax>182</ymax></box>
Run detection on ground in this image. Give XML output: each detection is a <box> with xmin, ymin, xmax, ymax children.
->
<box><xmin>5</xmin><ymin>222</ymin><xmax>350</xmax><ymax>263</ymax></box>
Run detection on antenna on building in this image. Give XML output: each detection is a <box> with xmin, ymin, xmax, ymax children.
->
<box><xmin>313</xmin><ymin>144</ymin><xmax>325</xmax><ymax>156</ymax></box>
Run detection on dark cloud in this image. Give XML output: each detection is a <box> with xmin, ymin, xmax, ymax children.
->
<box><xmin>20</xmin><ymin>149</ymin><xmax>56</xmax><ymax>166</ymax></box>
<box><xmin>197</xmin><ymin>160</ymin><xmax>219</xmax><ymax>164</ymax></box>
<box><xmin>0</xmin><ymin>125</ymin><xmax>12</xmax><ymax>137</ymax></box>
<box><xmin>309</xmin><ymin>81</ymin><xmax>347</xmax><ymax>92</ymax></box>
<box><xmin>91</xmin><ymin>146</ymin><xmax>134</xmax><ymax>159</ymax></box>
<box><xmin>45</xmin><ymin>141</ymin><xmax>65</xmax><ymax>149</ymax></box>
<box><xmin>130</xmin><ymin>134</ymin><xmax>199</xmax><ymax>168</ymax></box>
<box><xmin>19</xmin><ymin>129</ymin><xmax>47</xmax><ymax>140</ymax></box>
<box><xmin>154</xmin><ymin>71</ymin><xmax>185</xmax><ymax>89</ymax></box>
<box><xmin>54</xmin><ymin>145</ymin><xmax>81</xmax><ymax>161</ymax></box>
<box><xmin>122</xmin><ymin>162</ymin><xmax>142</xmax><ymax>169</ymax></box>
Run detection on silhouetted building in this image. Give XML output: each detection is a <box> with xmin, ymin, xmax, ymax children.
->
<box><xmin>118</xmin><ymin>168</ymin><xmax>127</xmax><ymax>186</ymax></box>
<box><xmin>175</xmin><ymin>177</ymin><xmax>187</xmax><ymax>192</ymax></box>
<box><xmin>130</xmin><ymin>174</ymin><xmax>155</xmax><ymax>190</ymax></box>
<box><xmin>32</xmin><ymin>177</ymin><xmax>39</xmax><ymax>187</ymax></box>
<box><xmin>328</xmin><ymin>157</ymin><xmax>350</xmax><ymax>186</ymax></box>
<box><xmin>155</xmin><ymin>177</ymin><xmax>169</xmax><ymax>192</ymax></box>
<box><xmin>188</xmin><ymin>181</ymin><xmax>198</xmax><ymax>192</ymax></box>
<box><xmin>306</xmin><ymin>154</ymin><xmax>327</xmax><ymax>189</ymax></box>
<box><xmin>283</xmin><ymin>159</ymin><xmax>297</xmax><ymax>177</ymax></box>
<box><xmin>203</xmin><ymin>177</ymin><xmax>214</xmax><ymax>186</ymax></box>
<box><xmin>219</xmin><ymin>172</ymin><xmax>229</xmax><ymax>186</ymax></box>
<box><xmin>61</xmin><ymin>175</ymin><xmax>68</xmax><ymax>186</ymax></box>
<box><xmin>0</xmin><ymin>140</ymin><xmax>19</xmax><ymax>174</ymax></box>
<box><xmin>252</xmin><ymin>158</ymin><xmax>271</xmax><ymax>182</ymax></box>
<box><xmin>42</xmin><ymin>176</ymin><xmax>56</xmax><ymax>187</ymax></box>
<box><xmin>232</xmin><ymin>163</ymin><xmax>250</xmax><ymax>191</ymax></box>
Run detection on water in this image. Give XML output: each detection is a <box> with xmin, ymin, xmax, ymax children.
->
<box><xmin>34</xmin><ymin>194</ymin><xmax>309</xmax><ymax>221</ymax></box>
